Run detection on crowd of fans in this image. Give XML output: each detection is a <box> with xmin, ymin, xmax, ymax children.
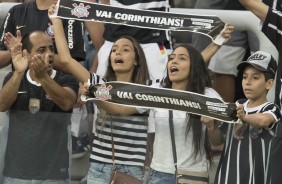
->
<box><xmin>0</xmin><ymin>0</ymin><xmax>281</xmax><ymax>184</ymax></box>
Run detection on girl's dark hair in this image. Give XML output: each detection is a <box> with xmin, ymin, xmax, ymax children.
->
<box><xmin>162</xmin><ymin>44</ymin><xmax>213</xmax><ymax>163</ymax></box>
<box><xmin>97</xmin><ymin>36</ymin><xmax>150</xmax><ymax>139</ymax></box>
<box><xmin>103</xmin><ymin>35</ymin><xmax>149</xmax><ymax>85</ymax></box>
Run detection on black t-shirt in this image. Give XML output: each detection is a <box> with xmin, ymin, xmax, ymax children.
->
<box><xmin>3</xmin><ymin>70</ymin><xmax>79</xmax><ymax>180</ymax></box>
<box><xmin>0</xmin><ymin>0</ymin><xmax>85</xmax><ymax>61</ymax></box>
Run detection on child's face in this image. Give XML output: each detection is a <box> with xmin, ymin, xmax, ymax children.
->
<box><xmin>167</xmin><ymin>47</ymin><xmax>190</xmax><ymax>84</ymax></box>
<box><xmin>110</xmin><ymin>38</ymin><xmax>137</xmax><ymax>74</ymax></box>
<box><xmin>242</xmin><ymin>65</ymin><xmax>272</xmax><ymax>101</ymax></box>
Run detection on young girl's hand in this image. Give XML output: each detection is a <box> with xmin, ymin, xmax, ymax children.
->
<box><xmin>80</xmin><ymin>82</ymin><xmax>90</xmax><ymax>96</ymax></box>
<box><xmin>201</xmin><ymin>116</ymin><xmax>215</xmax><ymax>131</ymax></box>
<box><xmin>48</xmin><ymin>1</ymin><xmax>58</xmax><ymax>20</ymax></box>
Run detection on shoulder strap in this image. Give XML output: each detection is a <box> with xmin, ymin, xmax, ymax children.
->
<box><xmin>110</xmin><ymin>120</ymin><xmax>116</xmax><ymax>169</ymax></box>
<box><xmin>169</xmin><ymin>110</ymin><xmax>178</xmax><ymax>177</ymax></box>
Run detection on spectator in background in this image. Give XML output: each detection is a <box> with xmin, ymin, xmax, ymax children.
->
<box><xmin>0</xmin><ymin>30</ymin><xmax>78</xmax><ymax>183</ymax></box>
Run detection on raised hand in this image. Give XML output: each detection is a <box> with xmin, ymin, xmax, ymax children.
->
<box><xmin>74</xmin><ymin>83</ymin><xmax>87</xmax><ymax>108</ymax></box>
<box><xmin>80</xmin><ymin>81</ymin><xmax>90</xmax><ymax>102</ymax></box>
<box><xmin>29</xmin><ymin>54</ymin><xmax>49</xmax><ymax>82</ymax></box>
<box><xmin>48</xmin><ymin>1</ymin><xmax>58</xmax><ymax>20</ymax></box>
<box><xmin>10</xmin><ymin>42</ymin><xmax>28</xmax><ymax>74</ymax></box>
<box><xmin>4</xmin><ymin>30</ymin><xmax>22</xmax><ymax>52</ymax></box>
<box><xmin>81</xmin><ymin>82</ymin><xmax>90</xmax><ymax>96</ymax></box>
<box><xmin>201</xmin><ymin>116</ymin><xmax>215</xmax><ymax>131</ymax></box>
<box><xmin>213</xmin><ymin>23</ymin><xmax>234</xmax><ymax>46</ymax></box>
<box><xmin>221</xmin><ymin>24</ymin><xmax>234</xmax><ymax>44</ymax></box>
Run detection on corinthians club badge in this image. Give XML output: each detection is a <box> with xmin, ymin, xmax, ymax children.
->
<box><xmin>93</xmin><ymin>84</ymin><xmax>112</xmax><ymax>101</ymax></box>
<box><xmin>71</xmin><ymin>3</ymin><xmax>90</xmax><ymax>18</ymax></box>
<box><xmin>29</xmin><ymin>98</ymin><xmax>40</xmax><ymax>114</ymax></box>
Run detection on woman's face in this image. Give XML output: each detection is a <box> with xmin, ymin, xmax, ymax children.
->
<box><xmin>168</xmin><ymin>46</ymin><xmax>190</xmax><ymax>84</ymax></box>
<box><xmin>110</xmin><ymin>38</ymin><xmax>137</xmax><ymax>74</ymax></box>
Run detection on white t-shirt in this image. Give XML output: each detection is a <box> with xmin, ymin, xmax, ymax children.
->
<box><xmin>139</xmin><ymin>85</ymin><xmax>222</xmax><ymax>174</ymax></box>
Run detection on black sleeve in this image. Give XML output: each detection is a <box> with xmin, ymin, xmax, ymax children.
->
<box><xmin>0</xmin><ymin>7</ymin><xmax>16</xmax><ymax>51</ymax></box>
<box><xmin>58</xmin><ymin>73</ymin><xmax>79</xmax><ymax>95</ymax></box>
<box><xmin>262</xmin><ymin>103</ymin><xmax>281</xmax><ymax>123</ymax></box>
<box><xmin>262</xmin><ymin>8</ymin><xmax>282</xmax><ymax>49</ymax></box>
<box><xmin>62</xmin><ymin>19</ymin><xmax>85</xmax><ymax>62</ymax></box>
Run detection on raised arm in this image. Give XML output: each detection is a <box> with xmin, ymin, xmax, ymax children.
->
<box><xmin>239</xmin><ymin>0</ymin><xmax>269</xmax><ymax>22</ymax></box>
<box><xmin>0</xmin><ymin>43</ymin><xmax>28</xmax><ymax>111</ymax></box>
<box><xmin>48</xmin><ymin>4</ymin><xmax>90</xmax><ymax>83</ymax></box>
<box><xmin>201</xmin><ymin>24</ymin><xmax>234</xmax><ymax>65</ymax></box>
<box><xmin>83</xmin><ymin>0</ymin><xmax>105</xmax><ymax>73</ymax></box>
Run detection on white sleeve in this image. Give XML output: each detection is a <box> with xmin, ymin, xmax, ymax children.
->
<box><xmin>204</xmin><ymin>87</ymin><xmax>223</xmax><ymax>101</ymax></box>
<box><xmin>136</xmin><ymin>107</ymin><xmax>148</xmax><ymax>114</ymax></box>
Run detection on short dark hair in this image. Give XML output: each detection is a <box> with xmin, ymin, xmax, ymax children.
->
<box><xmin>21</xmin><ymin>30</ymin><xmax>46</xmax><ymax>53</ymax></box>
<box><xmin>264</xmin><ymin>71</ymin><xmax>275</xmax><ymax>81</ymax></box>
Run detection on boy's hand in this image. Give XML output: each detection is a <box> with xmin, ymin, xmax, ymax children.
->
<box><xmin>236</xmin><ymin>104</ymin><xmax>246</xmax><ymax>121</ymax></box>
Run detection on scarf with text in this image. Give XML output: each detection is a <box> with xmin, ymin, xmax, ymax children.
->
<box><xmin>54</xmin><ymin>0</ymin><xmax>225</xmax><ymax>39</ymax></box>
